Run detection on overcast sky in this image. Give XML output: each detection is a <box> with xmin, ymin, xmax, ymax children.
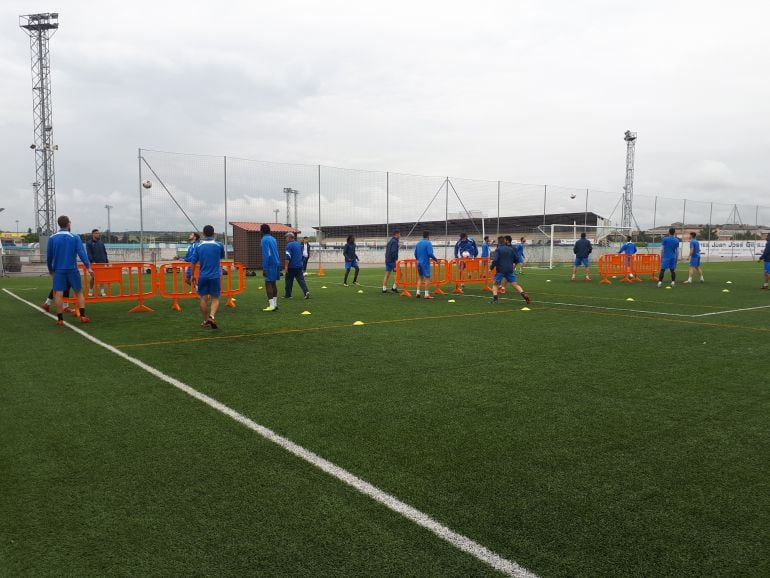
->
<box><xmin>2</xmin><ymin>0</ymin><xmax>769</xmax><ymax>234</ymax></box>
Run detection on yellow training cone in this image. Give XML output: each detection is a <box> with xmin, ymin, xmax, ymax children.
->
<box><xmin>726</xmin><ymin>281</ymin><xmax>733</xmax><ymax>284</ymax></box>
<box><xmin>301</xmin><ymin>310</ymin><xmax>311</xmax><ymax>315</ymax></box>
<box><xmin>357</xmin><ymin>289</ymin><xmax>364</xmax><ymax>293</ymax></box>
<box><xmin>665</xmin><ymin>286</ymin><xmax>672</xmax><ymax>290</ymax></box>
<box><xmin>546</xmin><ymin>279</ymin><xmax>551</xmax><ymax>282</ymax></box>
<box><xmin>258</xmin><ymin>286</ymin><xmax>263</xmax><ymax>290</ymax></box>
<box><xmin>321</xmin><ymin>285</ymin><xmax>328</xmax><ymax>289</ymax></box>
<box><xmin>722</xmin><ymin>289</ymin><xmax>730</xmax><ymax>293</ymax></box>
<box><xmin>353</xmin><ymin>320</ymin><xmax>365</xmax><ymax>326</ymax></box>
<box><xmin>521</xmin><ymin>307</ymin><xmax>531</xmax><ymax>311</ymax></box>
<box><xmin>448</xmin><ymin>299</ymin><xmax>456</xmax><ymax>303</ymax></box>
<box><xmin>626</xmin><ymin>297</ymin><xmax>635</xmax><ymax>302</ymax></box>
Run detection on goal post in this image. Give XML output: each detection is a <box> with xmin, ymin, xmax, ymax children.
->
<box><xmin>538</xmin><ymin>223</ymin><xmax>633</xmax><ymax>269</ymax></box>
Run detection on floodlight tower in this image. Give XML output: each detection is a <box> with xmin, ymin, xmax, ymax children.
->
<box><xmin>20</xmin><ymin>12</ymin><xmax>59</xmax><ymax>235</ymax></box>
<box><xmin>283</xmin><ymin>187</ymin><xmax>299</xmax><ymax>227</ymax></box>
<box><xmin>622</xmin><ymin>130</ymin><xmax>637</xmax><ymax>230</ymax></box>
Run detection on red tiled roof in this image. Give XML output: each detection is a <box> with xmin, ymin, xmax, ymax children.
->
<box><xmin>229</xmin><ymin>222</ymin><xmax>300</xmax><ymax>233</ymax></box>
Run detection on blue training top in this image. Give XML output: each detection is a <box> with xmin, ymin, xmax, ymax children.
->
<box><xmin>414</xmin><ymin>239</ymin><xmax>437</xmax><ymax>263</ymax></box>
<box><xmin>190</xmin><ymin>237</ymin><xmax>225</xmax><ymax>279</ymax></box>
<box><xmin>661</xmin><ymin>235</ymin><xmax>680</xmax><ymax>260</ymax></box>
<box><xmin>454</xmin><ymin>237</ymin><xmax>478</xmax><ymax>258</ymax></box>
<box><xmin>285</xmin><ymin>240</ymin><xmax>304</xmax><ymax>269</ymax></box>
<box><xmin>516</xmin><ymin>243</ymin><xmax>525</xmax><ymax>258</ymax></box>
<box><xmin>385</xmin><ymin>236</ymin><xmax>399</xmax><ymax>263</ymax></box>
<box><xmin>618</xmin><ymin>241</ymin><xmax>637</xmax><ymax>255</ymax></box>
<box><xmin>573</xmin><ymin>238</ymin><xmax>592</xmax><ymax>259</ymax></box>
<box><xmin>491</xmin><ymin>245</ymin><xmax>517</xmax><ymax>274</ymax></box>
<box><xmin>481</xmin><ymin>242</ymin><xmax>489</xmax><ymax>258</ymax></box>
<box><xmin>47</xmin><ymin>229</ymin><xmax>90</xmax><ymax>273</ymax></box>
<box><xmin>261</xmin><ymin>234</ymin><xmax>280</xmax><ymax>268</ymax></box>
<box><xmin>689</xmin><ymin>239</ymin><xmax>700</xmax><ymax>256</ymax></box>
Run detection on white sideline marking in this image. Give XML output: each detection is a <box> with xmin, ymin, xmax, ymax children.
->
<box><xmin>693</xmin><ymin>304</ymin><xmax>770</xmax><ymax>317</ymax></box>
<box><xmin>3</xmin><ymin>288</ymin><xmax>537</xmax><ymax>578</ymax></box>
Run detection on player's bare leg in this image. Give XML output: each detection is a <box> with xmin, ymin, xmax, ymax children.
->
<box><xmin>511</xmin><ymin>281</ymin><xmax>531</xmax><ymax>304</ymax></box>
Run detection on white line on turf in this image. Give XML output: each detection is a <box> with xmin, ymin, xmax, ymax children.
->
<box><xmin>2</xmin><ymin>288</ymin><xmax>537</xmax><ymax>578</ymax></box>
<box><xmin>692</xmin><ymin>304</ymin><xmax>770</xmax><ymax>317</ymax></box>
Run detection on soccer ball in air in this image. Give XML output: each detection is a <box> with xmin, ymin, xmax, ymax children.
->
<box><xmin>569</xmin><ymin>193</ymin><xmax>577</xmax><ymax>199</ymax></box>
<box><xmin>461</xmin><ymin>251</ymin><xmax>471</xmax><ymax>258</ymax></box>
<box><xmin>142</xmin><ymin>179</ymin><xmax>153</xmax><ymax>189</ymax></box>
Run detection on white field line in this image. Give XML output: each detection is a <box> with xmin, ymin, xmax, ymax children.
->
<box><xmin>3</xmin><ymin>288</ymin><xmax>537</xmax><ymax>578</ymax></box>
<box><xmin>692</xmin><ymin>304</ymin><xmax>770</xmax><ymax>317</ymax></box>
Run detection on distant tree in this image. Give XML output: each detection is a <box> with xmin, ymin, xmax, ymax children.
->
<box><xmin>22</xmin><ymin>231</ymin><xmax>39</xmax><ymax>243</ymax></box>
<box><xmin>636</xmin><ymin>230</ymin><xmax>653</xmax><ymax>243</ymax></box>
<box><xmin>697</xmin><ymin>225</ymin><xmax>718</xmax><ymax>240</ymax></box>
<box><xmin>733</xmin><ymin>229</ymin><xmax>760</xmax><ymax>241</ymax></box>
<box><xmin>120</xmin><ymin>232</ymin><xmax>129</xmax><ymax>243</ymax></box>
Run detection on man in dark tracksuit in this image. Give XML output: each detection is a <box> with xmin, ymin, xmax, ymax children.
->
<box><xmin>86</xmin><ymin>228</ymin><xmax>109</xmax><ymax>296</ymax></box>
<box><xmin>490</xmin><ymin>235</ymin><xmax>530</xmax><ymax>304</ymax></box>
<box><xmin>301</xmin><ymin>236</ymin><xmax>311</xmax><ymax>273</ymax></box>
<box><xmin>285</xmin><ymin>233</ymin><xmax>311</xmax><ymax>299</ymax></box>
<box><xmin>382</xmin><ymin>230</ymin><xmax>400</xmax><ymax>293</ymax></box>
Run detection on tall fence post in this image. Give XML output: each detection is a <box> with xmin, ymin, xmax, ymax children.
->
<box><xmin>682</xmin><ymin>199</ymin><xmax>687</xmax><ymax>238</ymax></box>
<box><xmin>496</xmin><ymin>180</ymin><xmax>501</xmax><ymax>235</ymax></box>
<box><xmin>317</xmin><ymin>164</ymin><xmax>322</xmax><ymax>270</ymax></box>
<box><xmin>444</xmin><ymin>177</ymin><xmax>449</xmax><ymax>260</ymax></box>
<box><xmin>652</xmin><ymin>195</ymin><xmax>657</xmax><ymax>243</ymax></box>
<box><xmin>138</xmin><ymin>147</ymin><xmax>144</xmax><ymax>262</ymax></box>
<box><xmin>223</xmin><ymin>155</ymin><xmax>228</xmax><ymax>253</ymax></box>
<box><xmin>584</xmin><ymin>188</ymin><xmax>589</xmax><ymax>227</ymax></box>
<box><xmin>386</xmin><ymin>171</ymin><xmax>389</xmax><ymax>238</ymax></box>
<box><xmin>543</xmin><ymin>184</ymin><xmax>547</xmax><ymax>226</ymax></box>
<box><xmin>707</xmin><ymin>201</ymin><xmax>713</xmax><ymax>262</ymax></box>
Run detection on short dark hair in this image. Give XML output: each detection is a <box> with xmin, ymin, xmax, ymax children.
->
<box><xmin>392</xmin><ymin>230</ymin><xmax>400</xmax><ymax>235</ymax></box>
<box><xmin>203</xmin><ymin>225</ymin><xmax>214</xmax><ymax>237</ymax></box>
<box><xmin>92</xmin><ymin>228</ymin><xmax>99</xmax><ymax>234</ymax></box>
<box><xmin>191</xmin><ymin>232</ymin><xmax>201</xmax><ymax>241</ymax></box>
<box><xmin>57</xmin><ymin>215</ymin><xmax>69</xmax><ymax>228</ymax></box>
<box><xmin>668</xmin><ymin>227</ymin><xmax>676</xmax><ymax>235</ymax></box>
<box><xmin>520</xmin><ymin>237</ymin><xmax>525</xmax><ymax>242</ymax></box>
<box><xmin>422</xmin><ymin>230</ymin><xmax>430</xmax><ymax>238</ymax></box>
<box><xmin>347</xmin><ymin>235</ymin><xmax>355</xmax><ymax>243</ymax></box>
<box><xmin>303</xmin><ymin>236</ymin><xmax>308</xmax><ymax>240</ymax></box>
<box><xmin>690</xmin><ymin>231</ymin><xmax>697</xmax><ymax>238</ymax></box>
<box><xmin>260</xmin><ymin>223</ymin><xmax>271</xmax><ymax>234</ymax></box>
<box><xmin>497</xmin><ymin>236</ymin><xmax>505</xmax><ymax>244</ymax></box>
<box><xmin>580</xmin><ymin>232</ymin><xmax>587</xmax><ymax>238</ymax></box>
<box><xmin>483</xmin><ymin>235</ymin><xmax>489</xmax><ymax>241</ymax></box>
<box><xmin>505</xmin><ymin>235</ymin><xmax>512</xmax><ymax>243</ymax></box>
<box><xmin>459</xmin><ymin>233</ymin><xmax>467</xmax><ymax>239</ymax></box>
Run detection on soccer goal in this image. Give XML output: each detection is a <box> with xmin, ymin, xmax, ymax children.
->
<box><xmin>538</xmin><ymin>223</ymin><xmax>633</xmax><ymax>269</ymax></box>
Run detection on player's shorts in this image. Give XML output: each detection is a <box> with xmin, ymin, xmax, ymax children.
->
<box><xmin>661</xmin><ymin>257</ymin><xmax>677</xmax><ymax>270</ymax></box>
<box><xmin>52</xmin><ymin>270</ymin><xmax>82</xmax><ymax>293</ymax></box>
<box><xmin>689</xmin><ymin>255</ymin><xmax>701</xmax><ymax>267</ymax></box>
<box><xmin>764</xmin><ymin>261</ymin><xmax>770</xmax><ymax>274</ymax></box>
<box><xmin>263</xmin><ymin>265</ymin><xmax>281</xmax><ymax>282</ymax></box>
<box><xmin>197</xmin><ymin>277</ymin><xmax>221</xmax><ymax>297</ymax></box>
<box><xmin>574</xmin><ymin>257</ymin><xmax>589</xmax><ymax>267</ymax></box>
<box><xmin>494</xmin><ymin>272</ymin><xmax>516</xmax><ymax>284</ymax></box>
<box><xmin>417</xmin><ymin>261</ymin><xmax>431</xmax><ymax>277</ymax></box>
<box><xmin>385</xmin><ymin>261</ymin><xmax>396</xmax><ymax>272</ymax></box>
<box><xmin>345</xmin><ymin>259</ymin><xmax>359</xmax><ymax>270</ymax></box>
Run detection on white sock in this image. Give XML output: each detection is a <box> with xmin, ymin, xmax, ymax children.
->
<box><xmin>687</xmin><ymin>277</ymin><xmax>692</xmax><ymax>282</ymax></box>
<box><xmin>392</xmin><ymin>284</ymin><xmax>397</xmax><ymax>289</ymax></box>
<box><xmin>382</xmin><ymin>285</ymin><xmax>387</xmax><ymax>291</ymax></box>
<box><xmin>45</xmin><ymin>298</ymin><xmax>51</xmax><ymax>305</ymax></box>
<box><xmin>700</xmin><ymin>276</ymin><xmax>704</xmax><ymax>281</ymax></box>
<box><xmin>425</xmin><ymin>290</ymin><xmax>430</xmax><ymax>296</ymax></box>
<box><xmin>271</xmin><ymin>297</ymin><xmax>277</xmax><ymax>307</ymax></box>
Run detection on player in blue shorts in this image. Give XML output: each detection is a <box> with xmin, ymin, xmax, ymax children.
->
<box><xmin>515</xmin><ymin>237</ymin><xmax>526</xmax><ymax>274</ymax></box>
<box><xmin>189</xmin><ymin>224</ymin><xmax>225</xmax><ymax>328</ymax></box>
<box><xmin>759</xmin><ymin>232</ymin><xmax>770</xmax><ymax>290</ymax></box>
<box><xmin>414</xmin><ymin>230</ymin><xmax>439</xmax><ymax>299</ymax></box>
<box><xmin>382</xmin><ymin>230</ymin><xmax>400</xmax><ymax>293</ymax></box>
<box><xmin>261</xmin><ymin>223</ymin><xmax>281</xmax><ymax>311</ymax></box>
<box><xmin>47</xmin><ymin>215</ymin><xmax>93</xmax><ymax>326</ymax></box>
<box><xmin>343</xmin><ymin>235</ymin><xmax>360</xmax><ymax>286</ymax></box>
<box><xmin>658</xmin><ymin>227</ymin><xmax>681</xmax><ymax>287</ymax></box>
<box><xmin>618</xmin><ymin>235</ymin><xmax>637</xmax><ymax>275</ymax></box>
<box><xmin>571</xmin><ymin>233</ymin><xmax>593</xmax><ymax>281</ymax></box>
<box><xmin>683</xmin><ymin>231</ymin><xmax>704</xmax><ymax>284</ymax></box>
<box><xmin>490</xmin><ymin>235</ymin><xmax>530</xmax><ymax>304</ymax></box>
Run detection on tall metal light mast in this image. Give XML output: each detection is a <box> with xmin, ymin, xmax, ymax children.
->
<box><xmin>20</xmin><ymin>12</ymin><xmax>59</xmax><ymax>235</ymax></box>
<box><xmin>622</xmin><ymin>130</ymin><xmax>637</xmax><ymax>230</ymax></box>
<box><xmin>283</xmin><ymin>187</ymin><xmax>299</xmax><ymax>227</ymax></box>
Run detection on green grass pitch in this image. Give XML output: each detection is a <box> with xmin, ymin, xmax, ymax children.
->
<box><xmin>1</xmin><ymin>261</ymin><xmax>768</xmax><ymax>576</ymax></box>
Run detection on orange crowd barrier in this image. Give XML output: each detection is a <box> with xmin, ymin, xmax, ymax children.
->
<box><xmin>158</xmin><ymin>260</ymin><xmax>246</xmax><ymax>311</ymax></box>
<box><xmin>632</xmin><ymin>253</ymin><xmax>661</xmax><ymax>281</ymax></box>
<box><xmin>448</xmin><ymin>257</ymin><xmax>492</xmax><ymax>293</ymax></box>
<box><xmin>75</xmin><ymin>262</ymin><xmax>157</xmax><ymax>311</ymax></box>
<box><xmin>598</xmin><ymin>254</ymin><xmax>633</xmax><ymax>284</ymax></box>
<box><xmin>394</xmin><ymin>259</ymin><xmax>450</xmax><ymax>297</ymax></box>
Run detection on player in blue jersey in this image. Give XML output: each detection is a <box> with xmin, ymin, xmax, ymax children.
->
<box><xmin>618</xmin><ymin>235</ymin><xmax>637</xmax><ymax>276</ymax></box>
<box><xmin>382</xmin><ymin>230</ymin><xmax>400</xmax><ymax>293</ymax></box>
<box><xmin>183</xmin><ymin>231</ymin><xmax>201</xmax><ymax>290</ymax></box>
<box><xmin>683</xmin><ymin>232</ymin><xmax>704</xmax><ymax>284</ymax></box>
<box><xmin>759</xmin><ymin>232</ymin><xmax>770</xmax><ymax>290</ymax></box>
<box><xmin>46</xmin><ymin>215</ymin><xmax>93</xmax><ymax>325</ymax></box>
<box><xmin>261</xmin><ymin>224</ymin><xmax>281</xmax><ymax>311</ymax></box>
<box><xmin>414</xmin><ymin>230</ymin><xmax>439</xmax><ymax>299</ymax></box>
<box><xmin>284</xmin><ymin>232</ymin><xmax>310</xmax><ymax>299</ymax></box>
<box><xmin>571</xmin><ymin>233</ymin><xmax>593</xmax><ymax>281</ymax></box>
<box><xmin>515</xmin><ymin>237</ymin><xmax>526</xmax><ymax>274</ymax></box>
<box><xmin>343</xmin><ymin>235</ymin><xmax>360</xmax><ymax>286</ymax></box>
<box><xmin>481</xmin><ymin>236</ymin><xmax>490</xmax><ymax>258</ymax></box>
<box><xmin>657</xmin><ymin>227</ymin><xmax>681</xmax><ymax>287</ymax></box>
<box><xmin>189</xmin><ymin>225</ymin><xmax>225</xmax><ymax>328</ymax></box>
<box><xmin>490</xmin><ymin>235</ymin><xmax>530</xmax><ymax>304</ymax></box>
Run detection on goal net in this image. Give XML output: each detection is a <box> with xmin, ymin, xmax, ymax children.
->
<box><xmin>538</xmin><ymin>223</ymin><xmax>633</xmax><ymax>269</ymax></box>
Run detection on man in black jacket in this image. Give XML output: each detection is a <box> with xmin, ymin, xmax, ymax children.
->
<box><xmin>382</xmin><ymin>230</ymin><xmax>400</xmax><ymax>293</ymax></box>
<box><xmin>301</xmin><ymin>236</ymin><xmax>311</xmax><ymax>273</ymax></box>
<box><xmin>571</xmin><ymin>232</ymin><xmax>592</xmax><ymax>282</ymax></box>
<box><xmin>86</xmin><ymin>228</ymin><xmax>109</xmax><ymax>296</ymax></box>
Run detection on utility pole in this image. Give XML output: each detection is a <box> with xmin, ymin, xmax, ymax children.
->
<box><xmin>273</xmin><ymin>208</ymin><xmax>279</xmax><ymax>223</ymax></box>
<box><xmin>105</xmin><ymin>204</ymin><xmax>113</xmax><ymax>242</ymax></box>
<box><xmin>20</xmin><ymin>12</ymin><xmax>59</xmax><ymax>235</ymax></box>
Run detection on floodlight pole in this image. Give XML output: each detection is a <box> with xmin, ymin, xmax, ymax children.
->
<box><xmin>105</xmin><ymin>204</ymin><xmax>113</xmax><ymax>242</ymax></box>
<box><xmin>622</xmin><ymin>130</ymin><xmax>637</xmax><ymax>230</ymax></box>
<box><xmin>138</xmin><ymin>148</ymin><xmax>145</xmax><ymax>261</ymax></box>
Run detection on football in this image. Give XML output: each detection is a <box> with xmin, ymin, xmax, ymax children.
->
<box><xmin>569</xmin><ymin>193</ymin><xmax>577</xmax><ymax>199</ymax></box>
<box><xmin>461</xmin><ymin>251</ymin><xmax>471</xmax><ymax>258</ymax></box>
<box><xmin>142</xmin><ymin>179</ymin><xmax>153</xmax><ymax>189</ymax></box>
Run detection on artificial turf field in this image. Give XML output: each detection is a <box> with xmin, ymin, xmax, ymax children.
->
<box><xmin>1</xmin><ymin>261</ymin><xmax>768</xmax><ymax>577</ymax></box>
